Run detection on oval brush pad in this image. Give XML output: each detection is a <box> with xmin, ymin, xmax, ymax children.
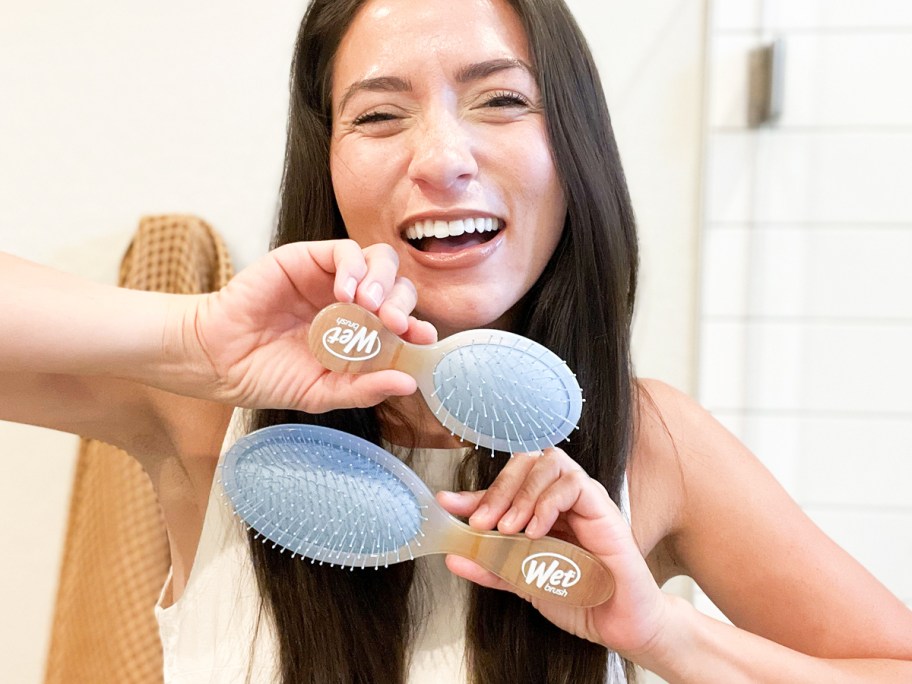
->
<box><xmin>308</xmin><ymin>302</ymin><xmax>583</xmax><ymax>453</ymax></box>
<box><xmin>220</xmin><ymin>424</ymin><xmax>614</xmax><ymax>607</ymax></box>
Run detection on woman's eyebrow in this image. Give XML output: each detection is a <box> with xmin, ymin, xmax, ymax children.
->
<box><xmin>455</xmin><ymin>58</ymin><xmax>535</xmax><ymax>83</ymax></box>
<box><xmin>338</xmin><ymin>76</ymin><xmax>412</xmax><ymax>114</ymax></box>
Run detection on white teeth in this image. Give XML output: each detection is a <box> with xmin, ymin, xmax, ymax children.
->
<box><xmin>404</xmin><ymin>218</ymin><xmax>501</xmax><ymax>241</ymax></box>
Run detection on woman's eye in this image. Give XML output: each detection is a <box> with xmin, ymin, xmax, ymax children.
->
<box><xmin>482</xmin><ymin>90</ymin><xmax>532</xmax><ymax>108</ymax></box>
<box><xmin>351</xmin><ymin>111</ymin><xmax>399</xmax><ymax>127</ymax></box>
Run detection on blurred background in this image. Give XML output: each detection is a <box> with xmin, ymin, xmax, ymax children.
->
<box><xmin>1</xmin><ymin>0</ymin><xmax>910</xmax><ymax>681</ymax></box>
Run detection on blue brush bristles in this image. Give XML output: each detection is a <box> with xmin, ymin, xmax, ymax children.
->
<box><xmin>220</xmin><ymin>424</ymin><xmax>427</xmax><ymax>568</ymax></box>
<box><xmin>428</xmin><ymin>333</ymin><xmax>582</xmax><ymax>453</ymax></box>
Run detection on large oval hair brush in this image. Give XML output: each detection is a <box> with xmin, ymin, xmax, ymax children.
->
<box><xmin>220</xmin><ymin>424</ymin><xmax>615</xmax><ymax>607</ymax></box>
<box><xmin>308</xmin><ymin>302</ymin><xmax>583</xmax><ymax>453</ymax></box>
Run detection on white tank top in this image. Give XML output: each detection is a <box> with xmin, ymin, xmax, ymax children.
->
<box><xmin>155</xmin><ymin>410</ymin><xmax>630</xmax><ymax>683</ymax></box>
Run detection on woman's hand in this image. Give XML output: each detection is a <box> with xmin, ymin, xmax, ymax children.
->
<box><xmin>167</xmin><ymin>239</ymin><xmax>436</xmax><ymax>412</ymax></box>
<box><xmin>437</xmin><ymin>448</ymin><xmax>671</xmax><ymax>658</ymax></box>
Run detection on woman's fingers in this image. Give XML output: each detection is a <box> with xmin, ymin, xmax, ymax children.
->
<box><xmin>475</xmin><ymin>448</ymin><xmax>585</xmax><ymax>536</ymax></box>
<box><xmin>287</xmin><ymin>239</ymin><xmax>367</xmax><ymax>305</ymax></box>
<box><xmin>377</xmin><ymin>276</ymin><xmax>418</xmax><ymax>335</ymax></box>
<box><xmin>354</xmin><ymin>242</ymin><xmax>400</xmax><ymax>311</ymax></box>
<box><xmin>442</xmin><ymin>448</ymin><xmax>586</xmax><ymax>535</ymax></box>
<box><xmin>402</xmin><ymin>315</ymin><xmax>438</xmax><ymax>345</ymax></box>
<box><xmin>256</xmin><ymin>239</ymin><xmax>407</xmax><ymax>314</ymax></box>
<box><xmin>444</xmin><ymin>555</ymin><xmax>517</xmax><ymax>596</ymax></box>
<box><xmin>344</xmin><ymin>371</ymin><xmax>418</xmax><ymax>406</ymax></box>
<box><xmin>436</xmin><ymin>489</ymin><xmax>485</xmax><ymax>517</ymax></box>
<box><xmin>522</xmin><ymin>467</ymin><xmax>596</xmax><ymax>538</ymax></box>
<box><xmin>497</xmin><ymin>451</ymin><xmax>573</xmax><ymax>535</ymax></box>
<box><xmin>305</xmin><ymin>369</ymin><xmax>418</xmax><ymax>411</ymax></box>
<box><xmin>467</xmin><ymin>451</ymin><xmax>542</xmax><ymax>529</ymax></box>
<box><xmin>297</xmin><ymin>239</ymin><xmax>400</xmax><ymax>310</ymax></box>
<box><xmin>321</xmin><ymin>241</ymin><xmax>437</xmax><ymax>342</ymax></box>
<box><xmin>441</xmin><ymin>448</ymin><xmax>625</xmax><ymax>549</ymax></box>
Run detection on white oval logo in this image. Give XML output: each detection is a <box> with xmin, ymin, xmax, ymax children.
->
<box><xmin>520</xmin><ymin>552</ymin><xmax>581</xmax><ymax>598</ymax></box>
<box><xmin>321</xmin><ymin>322</ymin><xmax>381</xmax><ymax>361</ymax></box>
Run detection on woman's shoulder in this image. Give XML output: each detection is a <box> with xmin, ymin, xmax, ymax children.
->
<box><xmin>629</xmin><ymin>378</ymin><xmax>824</xmax><ymax>584</ymax></box>
<box><xmin>626</xmin><ymin>379</ymin><xmax>687</xmax><ymax>581</ymax></box>
<box><xmin>627</xmin><ymin>378</ymin><xmax>752</xmax><ymax>583</ymax></box>
<box><xmin>631</xmin><ymin>377</ymin><xmax>741</xmax><ymax>483</ymax></box>
<box><xmin>630</xmin><ymin>377</ymin><xmax>716</xmax><ymax>486</ymax></box>
<box><xmin>627</xmin><ymin>380</ymin><xmax>912</xmax><ymax>656</ymax></box>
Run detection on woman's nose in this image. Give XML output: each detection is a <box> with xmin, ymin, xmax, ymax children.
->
<box><xmin>407</xmin><ymin>112</ymin><xmax>478</xmax><ymax>193</ymax></box>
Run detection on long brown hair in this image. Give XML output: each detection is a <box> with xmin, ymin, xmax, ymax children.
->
<box><xmin>250</xmin><ymin>1</ymin><xmax>639</xmax><ymax>682</ymax></box>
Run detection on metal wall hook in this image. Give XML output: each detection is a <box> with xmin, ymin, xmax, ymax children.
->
<box><xmin>747</xmin><ymin>38</ymin><xmax>785</xmax><ymax>127</ymax></box>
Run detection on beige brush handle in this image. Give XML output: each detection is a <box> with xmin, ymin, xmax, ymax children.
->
<box><xmin>441</xmin><ymin>522</ymin><xmax>615</xmax><ymax>607</ymax></box>
<box><xmin>308</xmin><ymin>302</ymin><xmax>424</xmax><ymax>374</ymax></box>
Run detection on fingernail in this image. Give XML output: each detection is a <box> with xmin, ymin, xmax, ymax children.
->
<box><xmin>526</xmin><ymin>515</ymin><xmax>539</xmax><ymax>536</ymax></box>
<box><xmin>501</xmin><ymin>507</ymin><xmax>517</xmax><ymax>529</ymax></box>
<box><xmin>343</xmin><ymin>277</ymin><xmax>357</xmax><ymax>301</ymax></box>
<box><xmin>366</xmin><ymin>282</ymin><xmax>383</xmax><ymax>308</ymax></box>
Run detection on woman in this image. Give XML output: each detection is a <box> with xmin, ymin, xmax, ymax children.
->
<box><xmin>2</xmin><ymin>0</ymin><xmax>911</xmax><ymax>682</ymax></box>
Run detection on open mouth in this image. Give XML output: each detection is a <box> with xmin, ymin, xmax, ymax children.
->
<box><xmin>403</xmin><ymin>217</ymin><xmax>503</xmax><ymax>253</ymax></box>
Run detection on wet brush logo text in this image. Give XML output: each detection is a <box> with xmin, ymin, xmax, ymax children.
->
<box><xmin>520</xmin><ymin>553</ymin><xmax>581</xmax><ymax>598</ymax></box>
<box><xmin>322</xmin><ymin>318</ymin><xmax>381</xmax><ymax>361</ymax></box>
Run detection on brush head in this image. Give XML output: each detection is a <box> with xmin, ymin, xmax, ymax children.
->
<box><xmin>308</xmin><ymin>302</ymin><xmax>584</xmax><ymax>454</ymax></box>
<box><xmin>221</xmin><ymin>424</ymin><xmax>618</xmax><ymax>607</ymax></box>
<box><xmin>425</xmin><ymin>330</ymin><xmax>583</xmax><ymax>453</ymax></box>
<box><xmin>219</xmin><ymin>424</ymin><xmax>431</xmax><ymax>568</ymax></box>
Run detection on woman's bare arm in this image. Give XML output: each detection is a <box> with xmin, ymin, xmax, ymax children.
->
<box><xmin>439</xmin><ymin>378</ymin><xmax>912</xmax><ymax>682</ymax></box>
<box><xmin>0</xmin><ymin>252</ymin><xmax>204</xmax><ymax>457</ymax></box>
<box><xmin>639</xmin><ymin>380</ymin><xmax>912</xmax><ymax>681</ymax></box>
<box><xmin>0</xmin><ymin>243</ymin><xmax>436</xmax><ymax>452</ymax></box>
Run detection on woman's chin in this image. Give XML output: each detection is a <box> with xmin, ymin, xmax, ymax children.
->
<box><xmin>417</xmin><ymin>300</ymin><xmax>516</xmax><ymax>337</ymax></box>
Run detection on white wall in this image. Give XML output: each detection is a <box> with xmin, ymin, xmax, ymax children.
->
<box><xmin>697</xmin><ymin>0</ymin><xmax>912</xmax><ymax>618</ymax></box>
<box><xmin>570</xmin><ymin>0</ymin><xmax>707</xmax><ymax>391</ymax></box>
<box><xmin>0</xmin><ymin>1</ymin><xmax>707</xmax><ymax>681</ymax></box>
<box><xmin>0</xmin><ymin>3</ymin><xmax>305</xmax><ymax>681</ymax></box>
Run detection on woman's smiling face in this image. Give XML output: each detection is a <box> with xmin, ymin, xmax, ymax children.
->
<box><xmin>330</xmin><ymin>0</ymin><xmax>566</xmax><ymax>336</ymax></box>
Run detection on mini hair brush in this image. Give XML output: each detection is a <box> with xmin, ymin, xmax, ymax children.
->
<box><xmin>307</xmin><ymin>302</ymin><xmax>583</xmax><ymax>453</ymax></box>
<box><xmin>220</xmin><ymin>424</ymin><xmax>614</xmax><ymax>607</ymax></box>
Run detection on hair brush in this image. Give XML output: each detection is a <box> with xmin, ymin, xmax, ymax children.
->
<box><xmin>220</xmin><ymin>424</ymin><xmax>614</xmax><ymax>607</ymax></box>
<box><xmin>307</xmin><ymin>302</ymin><xmax>583</xmax><ymax>453</ymax></box>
